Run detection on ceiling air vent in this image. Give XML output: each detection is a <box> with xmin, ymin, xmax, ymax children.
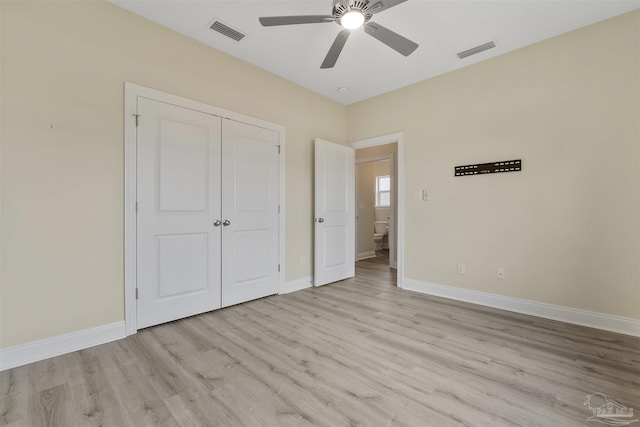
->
<box><xmin>209</xmin><ymin>19</ymin><xmax>245</xmax><ymax>42</ymax></box>
<box><xmin>457</xmin><ymin>41</ymin><xmax>496</xmax><ymax>59</ymax></box>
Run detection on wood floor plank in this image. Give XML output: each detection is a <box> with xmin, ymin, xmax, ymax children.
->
<box><xmin>67</xmin><ymin>351</ymin><xmax>130</xmax><ymax>427</ymax></box>
<box><xmin>0</xmin><ymin>366</ymin><xmax>29</xmax><ymax>426</ymax></box>
<box><xmin>29</xmin><ymin>384</ymin><xmax>76</xmax><ymax>427</ymax></box>
<box><xmin>1</xmin><ymin>259</ymin><xmax>638</xmax><ymax>426</ymax></box>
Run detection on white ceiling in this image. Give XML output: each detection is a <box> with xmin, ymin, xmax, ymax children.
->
<box><xmin>110</xmin><ymin>0</ymin><xmax>639</xmax><ymax>104</ymax></box>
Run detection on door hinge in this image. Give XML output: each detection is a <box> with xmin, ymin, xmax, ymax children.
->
<box><xmin>278</xmin><ymin>264</ymin><xmax>280</xmax><ymax>272</ymax></box>
<box><xmin>135</xmin><ymin>201</ymin><xmax>138</xmax><ymax>213</ymax></box>
<box><xmin>135</xmin><ymin>288</ymin><xmax>139</xmax><ymax>299</ymax></box>
<box><xmin>277</xmin><ymin>145</ymin><xmax>281</xmax><ymax>154</ymax></box>
<box><xmin>133</xmin><ymin>114</ymin><xmax>140</xmax><ymax>127</ymax></box>
<box><xmin>278</xmin><ymin>205</ymin><xmax>280</xmax><ymax>213</ymax></box>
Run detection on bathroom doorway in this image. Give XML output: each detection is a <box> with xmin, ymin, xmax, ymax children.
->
<box><xmin>355</xmin><ymin>144</ymin><xmax>397</xmax><ymax>269</ymax></box>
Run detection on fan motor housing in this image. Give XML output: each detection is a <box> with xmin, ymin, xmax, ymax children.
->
<box><xmin>332</xmin><ymin>0</ymin><xmax>373</xmax><ymax>25</ymax></box>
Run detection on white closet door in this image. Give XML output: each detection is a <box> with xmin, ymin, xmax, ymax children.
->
<box><xmin>314</xmin><ymin>139</ymin><xmax>355</xmax><ymax>286</ymax></box>
<box><xmin>221</xmin><ymin>119</ymin><xmax>280</xmax><ymax>307</ymax></box>
<box><xmin>136</xmin><ymin>98</ymin><xmax>222</xmax><ymax>329</ymax></box>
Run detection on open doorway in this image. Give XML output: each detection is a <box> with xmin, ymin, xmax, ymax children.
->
<box><xmin>355</xmin><ymin>143</ymin><xmax>398</xmax><ymax>269</ymax></box>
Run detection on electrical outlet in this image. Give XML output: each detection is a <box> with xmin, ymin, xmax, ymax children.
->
<box><xmin>497</xmin><ymin>268</ymin><xmax>505</xmax><ymax>280</ymax></box>
<box><xmin>300</xmin><ymin>256</ymin><xmax>306</xmax><ymax>266</ymax></box>
<box><xmin>457</xmin><ymin>263</ymin><xmax>466</xmax><ymax>275</ymax></box>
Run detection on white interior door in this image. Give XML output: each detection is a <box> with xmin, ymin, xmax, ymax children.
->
<box><xmin>136</xmin><ymin>98</ymin><xmax>222</xmax><ymax>329</ymax></box>
<box><xmin>314</xmin><ymin>139</ymin><xmax>355</xmax><ymax>286</ymax></box>
<box><xmin>221</xmin><ymin>119</ymin><xmax>280</xmax><ymax>307</ymax></box>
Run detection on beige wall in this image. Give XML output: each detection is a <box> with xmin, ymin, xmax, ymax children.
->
<box><xmin>0</xmin><ymin>1</ymin><xmax>346</xmax><ymax>348</ymax></box>
<box><xmin>348</xmin><ymin>11</ymin><xmax>640</xmax><ymax>319</ymax></box>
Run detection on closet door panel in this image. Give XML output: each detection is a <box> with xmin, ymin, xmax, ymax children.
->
<box><xmin>221</xmin><ymin>119</ymin><xmax>279</xmax><ymax>307</ymax></box>
<box><xmin>136</xmin><ymin>98</ymin><xmax>222</xmax><ymax>329</ymax></box>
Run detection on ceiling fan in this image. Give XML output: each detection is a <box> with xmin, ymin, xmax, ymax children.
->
<box><xmin>259</xmin><ymin>0</ymin><xmax>419</xmax><ymax>69</ymax></box>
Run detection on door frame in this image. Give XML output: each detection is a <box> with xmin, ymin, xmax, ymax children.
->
<box><xmin>350</xmin><ymin>133</ymin><xmax>405</xmax><ymax>288</ymax></box>
<box><xmin>124</xmin><ymin>82</ymin><xmax>286</xmax><ymax>336</ymax></box>
<box><xmin>355</xmin><ymin>153</ymin><xmax>396</xmax><ymax>268</ymax></box>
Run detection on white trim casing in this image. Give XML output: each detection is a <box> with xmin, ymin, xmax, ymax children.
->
<box><xmin>278</xmin><ymin>130</ymin><xmax>286</xmax><ymax>304</ymax></box>
<box><xmin>124</xmin><ymin>84</ymin><xmax>137</xmax><ymax>336</ymax></box>
<box><xmin>124</xmin><ymin>82</ymin><xmax>286</xmax><ymax>336</ymax></box>
<box><xmin>280</xmin><ymin>277</ymin><xmax>313</xmax><ymax>294</ymax></box>
<box><xmin>351</xmin><ymin>133</ymin><xmax>402</xmax><ymax>150</ymax></box>
<box><xmin>403</xmin><ymin>279</ymin><xmax>640</xmax><ymax>337</ymax></box>
<box><xmin>0</xmin><ymin>322</ymin><xmax>126</xmax><ymax>371</ymax></box>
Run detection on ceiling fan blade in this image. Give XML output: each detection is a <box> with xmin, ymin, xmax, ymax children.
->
<box><xmin>364</xmin><ymin>22</ymin><xmax>418</xmax><ymax>56</ymax></box>
<box><xmin>320</xmin><ymin>29</ymin><xmax>350</xmax><ymax>69</ymax></box>
<box><xmin>366</xmin><ymin>0</ymin><xmax>408</xmax><ymax>14</ymax></box>
<box><xmin>259</xmin><ymin>15</ymin><xmax>334</xmax><ymax>26</ymax></box>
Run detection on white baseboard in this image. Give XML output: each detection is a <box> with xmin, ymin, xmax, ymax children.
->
<box><xmin>280</xmin><ymin>276</ymin><xmax>313</xmax><ymax>294</ymax></box>
<box><xmin>0</xmin><ymin>321</ymin><xmax>126</xmax><ymax>371</ymax></box>
<box><xmin>403</xmin><ymin>279</ymin><xmax>640</xmax><ymax>337</ymax></box>
<box><xmin>357</xmin><ymin>251</ymin><xmax>376</xmax><ymax>260</ymax></box>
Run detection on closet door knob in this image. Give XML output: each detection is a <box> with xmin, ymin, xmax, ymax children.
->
<box><xmin>213</xmin><ymin>220</ymin><xmax>222</xmax><ymax>227</ymax></box>
<box><xmin>223</xmin><ymin>220</ymin><xmax>231</xmax><ymax>226</ymax></box>
<box><xmin>317</xmin><ymin>218</ymin><xmax>325</xmax><ymax>223</ymax></box>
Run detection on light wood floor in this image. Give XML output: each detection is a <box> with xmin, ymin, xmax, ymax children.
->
<box><xmin>1</xmin><ymin>262</ymin><xmax>639</xmax><ymax>426</ymax></box>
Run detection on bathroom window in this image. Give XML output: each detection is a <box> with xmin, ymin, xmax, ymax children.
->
<box><xmin>375</xmin><ymin>175</ymin><xmax>391</xmax><ymax>207</ymax></box>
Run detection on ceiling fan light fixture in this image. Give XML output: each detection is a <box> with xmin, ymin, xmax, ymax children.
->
<box><xmin>341</xmin><ymin>10</ymin><xmax>365</xmax><ymax>29</ymax></box>
<box><xmin>259</xmin><ymin>0</ymin><xmax>418</xmax><ymax>69</ymax></box>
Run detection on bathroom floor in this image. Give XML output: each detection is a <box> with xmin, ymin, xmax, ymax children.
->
<box><xmin>361</xmin><ymin>249</ymin><xmax>389</xmax><ymax>265</ymax></box>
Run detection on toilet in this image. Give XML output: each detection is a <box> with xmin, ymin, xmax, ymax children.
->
<box><xmin>373</xmin><ymin>221</ymin><xmax>389</xmax><ymax>250</ymax></box>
